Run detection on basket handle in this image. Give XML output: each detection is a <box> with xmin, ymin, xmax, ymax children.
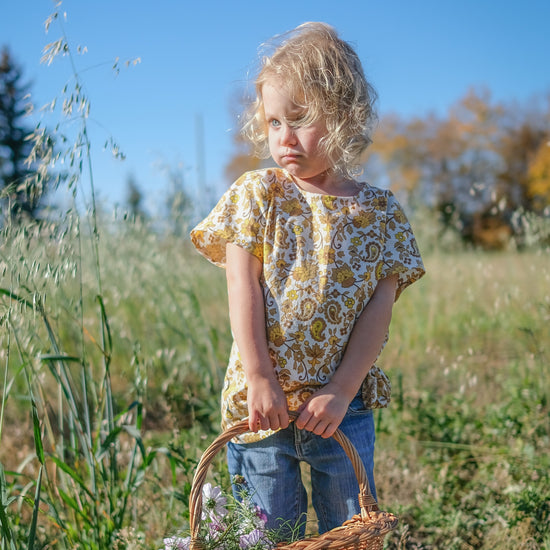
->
<box><xmin>189</xmin><ymin>411</ymin><xmax>379</xmax><ymax>540</ymax></box>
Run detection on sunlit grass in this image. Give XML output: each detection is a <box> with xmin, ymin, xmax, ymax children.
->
<box><xmin>374</xmin><ymin>247</ymin><xmax>550</xmax><ymax>549</ymax></box>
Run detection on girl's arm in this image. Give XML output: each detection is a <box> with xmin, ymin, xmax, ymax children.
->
<box><xmin>225</xmin><ymin>242</ymin><xmax>289</xmax><ymax>433</ymax></box>
<box><xmin>295</xmin><ymin>274</ymin><xmax>399</xmax><ymax>438</ymax></box>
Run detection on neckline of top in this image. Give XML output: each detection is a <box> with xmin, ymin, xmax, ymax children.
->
<box><xmin>281</xmin><ymin>169</ymin><xmax>366</xmax><ymax>199</ymax></box>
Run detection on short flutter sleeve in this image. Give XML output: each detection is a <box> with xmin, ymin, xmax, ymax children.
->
<box><xmin>381</xmin><ymin>190</ymin><xmax>425</xmax><ymax>299</ymax></box>
<box><xmin>190</xmin><ymin>171</ymin><xmax>268</xmax><ymax>267</ymax></box>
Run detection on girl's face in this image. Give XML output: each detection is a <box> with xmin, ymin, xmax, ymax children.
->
<box><xmin>261</xmin><ymin>81</ymin><xmax>332</xmax><ymax>183</ymax></box>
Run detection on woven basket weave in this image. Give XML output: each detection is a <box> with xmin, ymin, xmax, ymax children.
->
<box><xmin>189</xmin><ymin>411</ymin><xmax>398</xmax><ymax>550</ymax></box>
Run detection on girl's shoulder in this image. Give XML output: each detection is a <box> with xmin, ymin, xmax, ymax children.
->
<box><xmin>235</xmin><ymin>167</ymin><xmax>290</xmax><ymax>187</ymax></box>
<box><xmin>232</xmin><ymin>167</ymin><xmax>293</xmax><ymax>201</ymax></box>
<box><xmin>361</xmin><ymin>182</ymin><xmax>394</xmax><ymax>199</ymax></box>
<box><xmin>358</xmin><ymin>183</ymin><xmax>397</xmax><ymax>211</ymax></box>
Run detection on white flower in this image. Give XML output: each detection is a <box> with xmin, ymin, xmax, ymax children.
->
<box><xmin>162</xmin><ymin>535</ymin><xmax>191</xmax><ymax>550</ymax></box>
<box><xmin>202</xmin><ymin>482</ymin><xmax>229</xmax><ymax>521</ymax></box>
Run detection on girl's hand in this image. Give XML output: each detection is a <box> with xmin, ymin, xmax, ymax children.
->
<box><xmin>247</xmin><ymin>373</ymin><xmax>289</xmax><ymax>433</ymax></box>
<box><xmin>295</xmin><ymin>384</ymin><xmax>350</xmax><ymax>439</ymax></box>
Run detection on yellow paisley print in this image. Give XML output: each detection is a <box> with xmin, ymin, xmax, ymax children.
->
<box><xmin>190</xmin><ymin>168</ymin><xmax>425</xmax><ymax>443</ymax></box>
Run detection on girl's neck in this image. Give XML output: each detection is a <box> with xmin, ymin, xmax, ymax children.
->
<box><xmin>289</xmin><ymin>170</ymin><xmax>360</xmax><ymax>197</ymax></box>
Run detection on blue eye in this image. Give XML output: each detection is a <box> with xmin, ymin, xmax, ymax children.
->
<box><xmin>270</xmin><ymin>119</ymin><xmax>281</xmax><ymax>128</ymax></box>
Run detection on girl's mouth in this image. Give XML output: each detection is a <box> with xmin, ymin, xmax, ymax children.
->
<box><xmin>282</xmin><ymin>152</ymin><xmax>299</xmax><ymax>162</ymax></box>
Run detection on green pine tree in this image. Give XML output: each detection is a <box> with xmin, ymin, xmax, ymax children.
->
<box><xmin>0</xmin><ymin>47</ymin><xmax>50</xmax><ymax>224</ymax></box>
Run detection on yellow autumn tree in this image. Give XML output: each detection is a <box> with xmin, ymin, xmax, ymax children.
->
<box><xmin>527</xmin><ymin>140</ymin><xmax>550</xmax><ymax>212</ymax></box>
<box><xmin>368</xmin><ymin>114</ymin><xmax>428</xmax><ymax>194</ymax></box>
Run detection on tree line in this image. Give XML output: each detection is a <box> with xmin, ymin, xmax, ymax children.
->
<box><xmin>368</xmin><ymin>88</ymin><xmax>550</xmax><ymax>248</ymax></box>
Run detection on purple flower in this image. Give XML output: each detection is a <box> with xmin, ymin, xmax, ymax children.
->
<box><xmin>254</xmin><ymin>505</ymin><xmax>268</xmax><ymax>527</ymax></box>
<box><xmin>239</xmin><ymin>529</ymin><xmax>264</xmax><ymax>549</ymax></box>
<box><xmin>162</xmin><ymin>536</ymin><xmax>191</xmax><ymax>550</ymax></box>
<box><xmin>206</xmin><ymin>517</ymin><xmax>227</xmax><ymax>541</ymax></box>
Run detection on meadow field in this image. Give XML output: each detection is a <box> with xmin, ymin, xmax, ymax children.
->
<box><xmin>0</xmin><ymin>211</ymin><xmax>549</xmax><ymax>549</ymax></box>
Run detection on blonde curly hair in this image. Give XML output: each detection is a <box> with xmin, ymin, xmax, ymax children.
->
<box><xmin>241</xmin><ymin>22</ymin><xmax>377</xmax><ymax>178</ymax></box>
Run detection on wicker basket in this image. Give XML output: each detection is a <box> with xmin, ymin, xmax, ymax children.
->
<box><xmin>189</xmin><ymin>411</ymin><xmax>398</xmax><ymax>550</ymax></box>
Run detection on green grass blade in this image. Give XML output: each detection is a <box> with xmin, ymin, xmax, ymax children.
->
<box><xmin>95</xmin><ymin>294</ymin><xmax>112</xmax><ymax>362</ymax></box>
<box><xmin>48</xmin><ymin>456</ymin><xmax>94</xmax><ymax>500</ymax></box>
<box><xmin>0</xmin><ymin>288</ymin><xmax>34</xmax><ymax>309</ymax></box>
<box><xmin>94</xmin><ymin>426</ymin><xmax>122</xmax><ymax>461</ymax></box>
<box><xmin>27</xmin><ymin>465</ymin><xmax>43</xmax><ymax>549</ymax></box>
<box><xmin>0</xmin><ymin>464</ymin><xmax>17</xmax><ymax>550</ymax></box>
<box><xmin>39</xmin><ymin>354</ymin><xmax>82</xmax><ymax>363</ymax></box>
<box><xmin>57</xmin><ymin>488</ymin><xmax>91</xmax><ymax>524</ymax></box>
<box><xmin>30</xmin><ymin>396</ymin><xmax>44</xmax><ymax>466</ymax></box>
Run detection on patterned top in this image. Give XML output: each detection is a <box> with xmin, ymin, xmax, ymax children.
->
<box><xmin>190</xmin><ymin>168</ymin><xmax>425</xmax><ymax>442</ymax></box>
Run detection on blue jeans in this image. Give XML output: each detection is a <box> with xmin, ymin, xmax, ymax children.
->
<box><xmin>226</xmin><ymin>395</ymin><xmax>376</xmax><ymax>536</ymax></box>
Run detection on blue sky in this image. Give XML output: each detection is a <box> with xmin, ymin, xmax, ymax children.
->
<box><xmin>2</xmin><ymin>0</ymin><xmax>550</xmax><ymax>214</ymax></box>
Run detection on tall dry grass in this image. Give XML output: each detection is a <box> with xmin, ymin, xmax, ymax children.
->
<box><xmin>0</xmin><ymin>214</ymin><xmax>232</xmax><ymax>548</ymax></box>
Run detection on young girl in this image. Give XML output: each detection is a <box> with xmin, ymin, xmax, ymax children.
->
<box><xmin>190</xmin><ymin>22</ymin><xmax>425</xmax><ymax>536</ymax></box>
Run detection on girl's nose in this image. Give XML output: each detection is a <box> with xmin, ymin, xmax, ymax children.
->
<box><xmin>280</xmin><ymin>124</ymin><xmax>297</xmax><ymax>146</ymax></box>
